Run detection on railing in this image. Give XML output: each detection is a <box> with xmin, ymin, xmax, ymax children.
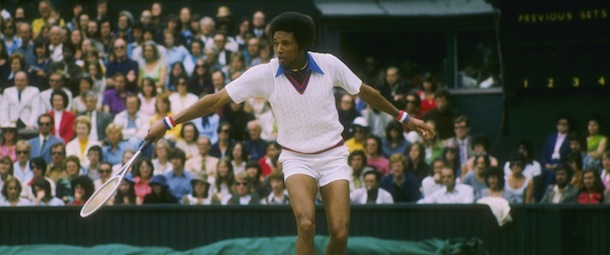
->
<box><xmin>1</xmin><ymin>204</ymin><xmax>609</xmax><ymax>255</ymax></box>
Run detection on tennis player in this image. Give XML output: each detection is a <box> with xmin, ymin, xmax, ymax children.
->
<box><xmin>146</xmin><ymin>11</ymin><xmax>434</xmax><ymax>255</ymax></box>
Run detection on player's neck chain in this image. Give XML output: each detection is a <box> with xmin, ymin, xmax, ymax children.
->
<box><xmin>291</xmin><ymin>60</ymin><xmax>308</xmax><ymax>72</ymax></box>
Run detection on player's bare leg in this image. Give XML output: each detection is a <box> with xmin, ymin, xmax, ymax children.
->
<box><xmin>320</xmin><ymin>179</ymin><xmax>350</xmax><ymax>255</ymax></box>
<box><xmin>286</xmin><ymin>174</ymin><xmax>318</xmax><ymax>255</ymax></box>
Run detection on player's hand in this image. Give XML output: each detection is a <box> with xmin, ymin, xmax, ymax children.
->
<box><xmin>405</xmin><ymin>117</ymin><xmax>435</xmax><ymax>140</ymax></box>
<box><xmin>145</xmin><ymin>120</ymin><xmax>168</xmax><ymax>142</ymax></box>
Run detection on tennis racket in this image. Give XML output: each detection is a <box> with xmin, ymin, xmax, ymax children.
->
<box><xmin>80</xmin><ymin>139</ymin><xmax>153</xmax><ymax>218</ymax></box>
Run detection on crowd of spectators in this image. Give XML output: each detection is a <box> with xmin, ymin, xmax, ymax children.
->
<box><xmin>0</xmin><ymin>1</ymin><xmax>608</xmax><ymax>208</ymax></box>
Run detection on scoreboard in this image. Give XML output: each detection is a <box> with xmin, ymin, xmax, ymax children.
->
<box><xmin>493</xmin><ymin>0</ymin><xmax>610</xmax><ymax>92</ymax></box>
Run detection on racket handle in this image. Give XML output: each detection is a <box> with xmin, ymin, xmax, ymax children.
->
<box><xmin>138</xmin><ymin>139</ymin><xmax>154</xmax><ymax>152</ymax></box>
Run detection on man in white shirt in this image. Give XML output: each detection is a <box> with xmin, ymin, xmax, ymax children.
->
<box><xmin>0</xmin><ymin>71</ymin><xmax>40</xmax><ymax>129</ymax></box>
<box><xmin>419</xmin><ymin>166</ymin><xmax>474</xmax><ymax>204</ymax></box>
<box><xmin>350</xmin><ymin>169</ymin><xmax>394</xmax><ymax>205</ymax></box>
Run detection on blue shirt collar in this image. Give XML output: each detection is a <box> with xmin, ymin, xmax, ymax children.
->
<box><xmin>275</xmin><ymin>52</ymin><xmax>324</xmax><ymax>78</ymax></box>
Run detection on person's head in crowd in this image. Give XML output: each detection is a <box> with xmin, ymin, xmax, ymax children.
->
<box><xmin>120</xmin><ymin>149</ymin><xmax>136</xmax><ymax>167</ymax></box>
<box><xmin>164</xmin><ymin>15</ymin><xmax>178</xmax><ymax>33</ymax></box>
<box><xmin>193</xmin><ymin>59</ymin><xmax>210</xmax><ymax>81</ymax></box>
<box><xmin>385</xmin><ymin>66</ymin><xmax>401</xmax><ymax>87</ymax></box>
<box><xmin>431</xmin><ymin>158</ymin><xmax>445</xmax><ymax>183</ymax></box>
<box><xmin>246</xmin><ymin>120</ymin><xmax>262</xmax><ymax>141</ymax></box>
<box><xmin>568</xmin><ymin>132</ymin><xmax>587</xmax><ymax>154</ymax></box>
<box><xmin>196</xmin><ymin>136</ymin><xmax>212</xmax><ymax>157</ymax></box>
<box><xmin>484</xmin><ymin>167</ymin><xmax>505</xmax><ymax>191</ymax></box>
<box><xmin>565</xmin><ymin>152</ymin><xmax>583</xmax><ymax>173</ymax></box>
<box><xmin>15</xmin><ymin>140</ymin><xmax>31</xmax><ymax>164</ymax></box>
<box><xmin>83</xmin><ymin>48</ymin><xmax>101</xmax><ymax>64</ymax></box>
<box><xmin>32</xmin><ymin>178</ymin><xmax>54</xmax><ymax>201</ymax></box>
<box><xmin>14</xmin><ymin>71</ymin><xmax>28</xmax><ymax>90</ymax></box>
<box><xmin>389</xmin><ymin>154</ymin><xmax>407</xmax><ymax>179</ymax></box>
<box><xmin>269</xmin><ymin>11</ymin><xmax>315</xmax><ymax>55</ymax></box>
<box><xmin>141</xmin><ymin>77</ymin><xmax>157</xmax><ymax>98</ymax></box>
<box><xmin>205</xmin><ymin>46</ymin><xmax>219</xmax><ymax>64</ymax></box>
<box><xmin>470</xmin><ymin>134</ymin><xmax>490</xmax><ymax>156</ymax></box>
<box><xmin>211</xmin><ymin>69</ymin><xmax>225</xmax><ymax>90</ymax></box>
<box><xmin>508</xmin><ymin>152</ymin><xmax>526</xmax><ymax>176</ymax></box>
<box><xmin>348</xmin><ymin>150</ymin><xmax>367</xmax><ymax>173</ymax></box>
<box><xmin>50</xmin><ymin>142</ymin><xmax>66</xmax><ymax>166</ymax></box>
<box><xmin>99</xmin><ymin>19</ymin><xmax>112</xmax><ymax>38</ymax></box>
<box><xmin>142</xmin><ymin>26</ymin><xmax>155</xmax><ymax>42</ymax></box>
<box><xmin>441</xmin><ymin>166</ymin><xmax>458</xmax><ymax>191</ymax></box>
<box><xmin>473</xmin><ymin>154</ymin><xmax>490</xmax><ymax>176</ymax></box>
<box><xmin>555</xmin><ymin>114</ymin><xmax>570</xmax><ymax>135</ymax></box>
<box><xmin>65</xmin><ymin>155</ymin><xmax>82</xmax><ymax>179</ymax></box>
<box><xmin>189</xmin><ymin>39</ymin><xmax>204</xmax><ymax>57</ymax></box>
<box><xmin>404</xmin><ymin>92</ymin><xmax>421</xmax><ymax>114</ymax></box>
<box><xmin>87</xmin><ymin>145</ymin><xmax>103</xmax><ymax>168</ymax></box>
<box><xmin>268</xmin><ymin>172</ymin><xmax>285</xmax><ymax>194</ymax></box>
<box><xmin>71</xmin><ymin>175</ymin><xmax>95</xmax><ymax>202</ymax></box>
<box><xmin>190</xmin><ymin>172</ymin><xmax>210</xmax><ymax>198</ymax></box>
<box><xmin>49</xmin><ymin>25</ymin><xmax>63</xmax><ymax>46</ymax></box>
<box><xmin>453</xmin><ymin>115</ymin><xmax>470</xmax><ymax>140</ymax></box>
<box><xmin>34</xmin><ymin>39</ymin><xmax>49</xmax><ymax>60</ymax></box>
<box><xmin>140</xmin><ymin>10</ymin><xmax>152</xmax><ymax>27</ymax></box>
<box><xmin>124</xmin><ymin>95</ymin><xmax>141</xmax><ymax>115</ymax></box>
<box><xmin>233</xmin><ymin>172</ymin><xmax>253</xmax><ymax>197</ymax></box>
<box><xmin>587</xmin><ymin>116</ymin><xmax>603</xmax><ymax>137</ymax></box>
<box><xmin>1</xmin><ymin>121</ymin><xmax>18</xmax><ymax>146</ymax></box>
<box><xmin>74</xmin><ymin>115</ymin><xmax>92</xmax><ymax>141</ymax></box>
<box><xmin>78</xmin><ymin>73</ymin><xmax>93</xmax><ymax>96</ymax></box>
<box><xmin>180</xmin><ymin>122</ymin><xmax>199</xmax><ymax>144</ymax></box>
<box><xmin>99</xmin><ymin>162</ymin><xmax>113</xmax><ymax>179</ymax></box>
<box><xmin>48</xmin><ymin>72</ymin><xmax>64</xmax><ymax>90</ymax></box>
<box><xmin>2</xmin><ymin>177</ymin><xmax>22</xmax><ymax>202</ymax></box>
<box><xmin>163</xmin><ymin>29</ymin><xmax>178</xmax><ymax>48</ymax></box>
<box><xmin>132</xmin><ymin>157</ymin><xmax>154</xmax><ymax>180</ymax></box>
<box><xmin>420</xmin><ymin>73</ymin><xmax>437</xmax><ymax>93</ymax></box>
<box><xmin>96</xmin><ymin>0</ymin><xmax>109</xmax><ymax>19</ymax></box>
<box><xmin>408</xmin><ymin>142</ymin><xmax>426</xmax><ymax>164</ymax></box>
<box><xmin>2</xmin><ymin>19</ymin><xmax>16</xmax><ymax>39</ymax></box>
<box><xmin>189</xmin><ymin>14</ymin><xmax>202</xmax><ymax>35</ymax></box>
<box><xmin>581</xmin><ymin>169</ymin><xmax>604</xmax><ymax>194</ymax></box>
<box><xmin>238</xmin><ymin>17</ymin><xmax>252</xmax><ymax>37</ymax></box>
<box><xmin>339</xmin><ymin>94</ymin><xmax>354</xmax><ymax>112</ymax></box>
<box><xmin>39</xmin><ymin>24</ymin><xmax>53</xmax><ymax>41</ymax></box>
<box><xmin>385</xmin><ymin>121</ymin><xmax>404</xmax><ymax>143</ymax></box>
<box><xmin>264</xmin><ymin>141</ymin><xmax>281</xmax><ymax>162</ymax></box>
<box><xmin>230</xmin><ymin>141</ymin><xmax>248</xmax><ymax>163</ymax></box>
<box><xmin>169</xmin><ymin>148</ymin><xmax>187</xmax><ymax>172</ymax></box>
<box><xmin>0</xmin><ymin>156</ymin><xmax>15</xmax><ymax>176</ymax></box>
<box><xmin>77</xmin><ymin>11</ymin><xmax>89</xmax><ymax>30</ymax></box>
<box><xmin>113</xmin><ymin>72</ymin><xmax>127</xmax><ymax>91</ymax></box>
<box><xmin>513</xmin><ymin>138</ymin><xmax>534</xmax><ymax>164</ymax></box>
<box><xmin>351</xmin><ymin>117</ymin><xmax>369</xmax><ymax>142</ymax></box>
<box><xmin>153</xmin><ymin>139</ymin><xmax>171</xmax><ymax>160</ymax></box>
<box><xmin>51</xmin><ymin>89</ymin><xmax>69</xmax><ymax>111</ymax></box>
<box><xmin>179</xmin><ymin>7</ymin><xmax>191</xmax><ymax>25</ymax></box>
<box><xmin>86</xmin><ymin>20</ymin><xmax>100</xmax><ymax>38</ymax></box>
<box><xmin>555</xmin><ymin>164</ymin><xmax>573</xmax><ymax>189</ymax></box>
<box><xmin>14</xmin><ymin>7</ymin><xmax>28</xmax><ymax>23</ymax></box>
<box><xmin>245</xmin><ymin>161</ymin><xmax>262</xmax><ymax>182</ymax></box>
<box><xmin>252</xmin><ymin>11</ymin><xmax>266</xmax><ymax>29</ymax></box>
<box><xmin>154</xmin><ymin>94</ymin><xmax>171</xmax><ymax>115</ymax></box>
<box><xmin>30</xmin><ymin>157</ymin><xmax>48</xmax><ymax>180</ymax></box>
<box><xmin>131</xmin><ymin>22</ymin><xmax>144</xmax><ymax>43</ymax></box>
<box><xmin>151</xmin><ymin>2</ymin><xmax>164</xmax><ymax>20</ymax></box>
<box><xmin>433</xmin><ymin>89</ymin><xmax>450</xmax><ymax>112</ymax></box>
<box><xmin>200</xmin><ymin>16</ymin><xmax>215</xmax><ymax>36</ymax></box>
<box><xmin>176</xmin><ymin>76</ymin><xmax>188</xmax><ymax>95</ymax></box>
<box><xmin>70</xmin><ymin>27</ymin><xmax>84</xmax><ymax>48</ymax></box>
<box><xmin>602</xmin><ymin>151</ymin><xmax>610</xmax><ymax>171</ymax></box>
<box><xmin>83</xmin><ymin>91</ymin><xmax>99</xmax><ymax>112</ymax></box>
<box><xmin>9</xmin><ymin>53</ymin><xmax>26</xmax><ymax>73</ymax></box>
<box><xmin>18</xmin><ymin>23</ymin><xmax>32</xmax><ymax>44</ymax></box>
<box><xmin>113</xmin><ymin>38</ymin><xmax>128</xmax><ymax>59</ymax></box>
<box><xmin>38</xmin><ymin>0</ymin><xmax>52</xmax><ymax>19</ymax></box>
<box><xmin>213</xmin><ymin>33</ymin><xmax>227</xmax><ymax>51</ymax></box>
<box><xmin>363</xmin><ymin>168</ymin><xmax>382</xmax><ymax>190</ymax></box>
<box><xmin>87</xmin><ymin>61</ymin><xmax>103</xmax><ymax>80</ymax></box>
<box><xmin>105</xmin><ymin>123</ymin><xmax>123</xmax><ymax>145</ymax></box>
<box><xmin>365</xmin><ymin>135</ymin><xmax>383</xmax><ymax>157</ymax></box>
<box><xmin>216</xmin><ymin>158</ymin><xmax>235</xmax><ymax>181</ymax></box>
<box><xmin>228</xmin><ymin>51</ymin><xmax>246</xmax><ymax>72</ymax></box>
<box><xmin>170</xmin><ymin>62</ymin><xmax>186</xmax><ymax>79</ymax></box>
<box><xmin>442</xmin><ymin>146</ymin><xmax>460</xmax><ymax>169</ymax></box>
<box><xmin>117</xmin><ymin>11</ymin><xmax>133</xmax><ymax>32</ymax></box>
<box><xmin>218</xmin><ymin>122</ymin><xmax>233</xmax><ymax>142</ymax></box>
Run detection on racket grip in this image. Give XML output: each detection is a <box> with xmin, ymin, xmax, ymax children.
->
<box><xmin>138</xmin><ymin>139</ymin><xmax>154</xmax><ymax>152</ymax></box>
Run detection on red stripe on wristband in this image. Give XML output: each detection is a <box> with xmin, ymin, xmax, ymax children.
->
<box><xmin>168</xmin><ymin>116</ymin><xmax>176</xmax><ymax>127</ymax></box>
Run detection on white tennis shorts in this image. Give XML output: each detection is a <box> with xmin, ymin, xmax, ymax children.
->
<box><xmin>279</xmin><ymin>145</ymin><xmax>351</xmax><ymax>187</ymax></box>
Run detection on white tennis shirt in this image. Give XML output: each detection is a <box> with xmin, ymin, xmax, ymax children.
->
<box><xmin>225</xmin><ymin>52</ymin><xmax>362</xmax><ymax>153</ymax></box>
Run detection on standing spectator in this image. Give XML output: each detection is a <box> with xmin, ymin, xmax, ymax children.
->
<box><xmin>103</xmin><ymin>73</ymin><xmax>132</xmax><ymax>116</ymax></box>
<box><xmin>181</xmin><ymin>171</ymin><xmax>212</xmax><ymax>205</ymax></box>
<box><xmin>143</xmin><ymin>175</ymin><xmax>178</xmax><ymax>204</ymax></box>
<box><xmin>364</xmin><ymin>136</ymin><xmax>390</xmax><ymax>176</ymax></box>
<box><xmin>165</xmin><ymin>148</ymin><xmax>193</xmax><ymax>201</ymax></box>
<box><xmin>418</xmin><ymin>166</ymin><xmax>474</xmax><ymax>204</ymax></box>
<box><xmin>586</xmin><ymin>116</ymin><xmax>607</xmax><ymax>163</ymax></box>
<box><xmin>66</xmin><ymin>116</ymin><xmax>100</xmax><ymax>167</ymax></box>
<box><xmin>79</xmin><ymin>92</ymin><xmax>113</xmax><ymax>142</ymax></box>
<box><xmin>185</xmin><ymin>136</ymin><xmax>220</xmax><ymax>179</ymax></box>
<box><xmin>350</xmin><ymin>169</ymin><xmax>394</xmax><ymax>205</ymax></box>
<box><xmin>505</xmin><ymin>153</ymin><xmax>534</xmax><ymax>204</ymax></box>
<box><xmin>540</xmin><ymin>165</ymin><xmax>578</xmax><ymax>204</ymax></box>
<box><xmin>0</xmin><ymin>122</ymin><xmax>18</xmax><ymax>162</ymax></box>
<box><xmin>424</xmin><ymin>90</ymin><xmax>459</xmax><ymax>140</ymax></box>
<box><xmin>379</xmin><ymin>154</ymin><xmax>421</xmax><ymax>203</ymax></box>
<box><xmin>48</xmin><ymin>90</ymin><xmax>76</xmax><ymax>143</ymax></box>
<box><xmin>0</xmin><ymin>71</ymin><xmax>40</xmax><ymax>129</ymax></box>
<box><xmin>578</xmin><ymin>169</ymin><xmax>604</xmax><ymax>204</ymax></box>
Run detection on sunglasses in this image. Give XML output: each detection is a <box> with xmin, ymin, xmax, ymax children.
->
<box><xmin>39</xmin><ymin>122</ymin><xmax>52</xmax><ymax>126</ymax></box>
<box><xmin>99</xmin><ymin>169</ymin><xmax>112</xmax><ymax>173</ymax></box>
<box><xmin>16</xmin><ymin>150</ymin><xmax>29</xmax><ymax>154</ymax></box>
<box><xmin>220</xmin><ymin>129</ymin><xmax>230</xmax><ymax>133</ymax></box>
<box><xmin>235</xmin><ymin>182</ymin><xmax>248</xmax><ymax>186</ymax></box>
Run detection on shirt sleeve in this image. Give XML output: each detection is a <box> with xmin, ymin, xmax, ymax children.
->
<box><xmin>328</xmin><ymin>54</ymin><xmax>362</xmax><ymax>95</ymax></box>
<box><xmin>225</xmin><ymin>64</ymin><xmax>271</xmax><ymax>104</ymax></box>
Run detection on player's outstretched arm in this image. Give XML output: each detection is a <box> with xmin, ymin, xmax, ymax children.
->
<box><xmin>357</xmin><ymin>83</ymin><xmax>434</xmax><ymax>139</ymax></box>
<box><xmin>146</xmin><ymin>89</ymin><xmax>233</xmax><ymax>142</ymax></box>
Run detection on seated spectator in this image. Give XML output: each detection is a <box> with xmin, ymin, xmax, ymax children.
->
<box><xmin>165</xmin><ymin>148</ymin><xmax>193</xmax><ymax>201</ymax></box>
<box><xmin>94</xmin><ymin>162</ymin><xmax>113</xmax><ymax>190</ymax></box>
<box><xmin>503</xmin><ymin>138</ymin><xmax>542</xmax><ymax>179</ymax></box>
<box><xmin>0</xmin><ymin>121</ymin><xmax>18</xmax><ymax>162</ymax></box>
<box><xmin>105</xmin><ymin>38</ymin><xmax>139</xmax><ymax>91</ymax></box>
<box><xmin>578</xmin><ymin>169</ymin><xmax>604</xmax><ymax>204</ymax></box>
<box><xmin>29</xmin><ymin>114</ymin><xmax>64</xmax><ymax>164</ymax></box>
<box><xmin>48</xmin><ymin>42</ymin><xmax>82</xmax><ymax>94</ymax></box>
<box><xmin>103</xmin><ymin>73</ymin><xmax>132</xmax><ymax>116</ymax></box>
<box><xmin>24</xmin><ymin>157</ymin><xmax>56</xmax><ymax>200</ymax></box>
<box><xmin>262</xmin><ymin>173</ymin><xmax>289</xmax><ymax>205</ymax></box>
<box><xmin>422</xmin><ymin>120</ymin><xmax>443</xmax><ymax>164</ymax></box>
<box><xmin>79</xmin><ymin>92</ymin><xmax>112</xmax><ymax>142</ymax></box>
<box><xmin>586</xmin><ymin>116</ymin><xmax>607</xmax><ymax>163</ymax></box>
<box><xmin>175</xmin><ymin>122</ymin><xmax>199</xmax><ymax>160</ymax></box>
<box><xmin>49</xmin><ymin>90</ymin><xmax>76</xmax><ymax>143</ymax></box>
<box><xmin>258</xmin><ymin>141</ymin><xmax>281</xmax><ymax>177</ymax></box>
<box><xmin>379</xmin><ymin>154</ymin><xmax>421</xmax><ymax>203</ymax></box>
<box><xmin>337</xmin><ymin>94</ymin><xmax>359</xmax><ymax>140</ymax></box>
<box><xmin>0</xmin><ymin>177</ymin><xmax>31</xmax><ymax>206</ymax></box>
<box><xmin>360</xmin><ymin>104</ymin><xmax>393</xmax><ymax>141</ymax></box>
<box><xmin>143</xmin><ymin>175</ymin><xmax>178</xmax><ymax>204</ymax></box>
<box><xmin>46</xmin><ymin>142</ymin><xmax>67</xmax><ymax>184</ymax></box>
<box><xmin>28</xmin><ymin>40</ymin><xmax>53</xmax><ymax>89</ymax></box>
<box><xmin>39</xmin><ymin>72</ymin><xmax>73</xmax><ymax>114</ymax></box>
<box><xmin>441</xmin><ymin>146</ymin><xmax>462</xmax><ymax>181</ymax></box>
<box><xmin>169</xmin><ymin>77</ymin><xmax>198</xmax><ymax>114</ymax></box>
<box><xmin>221</xmin><ymin>102</ymin><xmax>255</xmax><ymax>142</ymax></box>
<box><xmin>244</xmin><ymin>120</ymin><xmax>267</xmax><ymax>162</ymax></box>
<box><xmin>167</xmin><ymin>62</ymin><xmax>188</xmax><ymax>93</ymax></box>
<box><xmin>462</xmin><ymin>134</ymin><xmax>498</xmax><ymax>178</ymax></box>
<box><xmin>406</xmin><ymin>142</ymin><xmax>431</xmax><ymax>182</ymax></box>
<box><xmin>66</xmin><ymin>116</ymin><xmax>101</xmax><ymax>167</ymax></box>
<box><xmin>351</xmin><ymin>169</ymin><xmax>394</xmax><ymax>205</ymax></box>
<box><xmin>381</xmin><ymin>121</ymin><xmax>410</xmax><ymax>159</ymax></box>
<box><xmin>84</xmin><ymin>146</ymin><xmax>103</xmax><ymax>181</ymax></box>
<box><xmin>56</xmin><ymin>155</ymin><xmax>85</xmax><ymax>204</ymax></box>
<box><xmin>0</xmin><ymin>156</ymin><xmax>14</xmax><ymax>191</ymax></box>
<box><xmin>138</xmin><ymin>41</ymin><xmax>167</xmax><ymax>92</ymax></box>
<box><xmin>71</xmin><ymin>74</ymin><xmax>95</xmax><ymax>114</ymax></box>
<box><xmin>421</xmin><ymin>158</ymin><xmax>445</xmax><ymax>199</ymax></box>
<box><xmin>601</xmin><ymin>151</ymin><xmax>610</xmax><ymax>190</ymax></box>
<box><xmin>187</xmin><ymin>60</ymin><xmax>213</xmax><ymax>96</ymax></box>
<box><xmin>348</xmin><ymin>150</ymin><xmax>368</xmax><ymax>191</ymax></box>
<box><xmin>132</xmin><ymin>158</ymin><xmax>154</xmax><ymax>205</ymax></box>
<box><xmin>505</xmin><ymin>153</ymin><xmax>534</xmax><ymax>204</ymax></box>
<box><xmin>150</xmin><ymin>96</ymin><xmax>183</xmax><ymax>142</ymax></box>
<box><xmin>417</xmin><ymin>75</ymin><xmax>437</xmax><ymax>115</ymax></box>
<box><xmin>102</xmin><ymin>123</ymin><xmax>130</xmax><ymax>166</ymax></box>
<box><xmin>32</xmin><ymin>179</ymin><xmax>65</xmax><ymax>206</ymax></box>
<box><xmin>345</xmin><ymin>117</ymin><xmax>369</xmax><ymax>153</ymax></box>
<box><xmin>112</xmin><ymin>95</ymin><xmax>150</xmax><ymax>148</ymax></box>
<box><xmin>225</xmin><ymin>172</ymin><xmax>261</xmax><ymax>205</ymax></box>
<box><xmin>230</xmin><ymin>142</ymin><xmax>248</xmax><ymax>175</ymax></box>
<box><xmin>424</xmin><ymin>90</ymin><xmax>459</xmax><ymax>140</ymax></box>
<box><xmin>565</xmin><ymin>152</ymin><xmax>584</xmax><ymax>190</ymax></box>
<box><xmin>137</xmin><ymin>78</ymin><xmax>158</xmax><ymax>117</ymax></box>
<box><xmin>462</xmin><ymin>155</ymin><xmax>490</xmax><ymax>195</ymax></box>
<box><xmin>477</xmin><ymin>167</ymin><xmax>514</xmax><ymax>202</ymax></box>
<box><xmin>245</xmin><ymin>161</ymin><xmax>268</xmax><ymax>198</ymax></box>
<box><xmin>210</xmin><ymin>159</ymin><xmax>235</xmax><ymax>204</ymax></box>
<box><xmin>568</xmin><ymin>132</ymin><xmax>598</xmax><ymax>174</ymax></box>
<box><xmin>13</xmin><ymin>140</ymin><xmax>33</xmax><ymax>184</ymax></box>
<box><xmin>110</xmin><ymin>177</ymin><xmax>136</xmax><ymax>205</ymax></box>
<box><xmin>540</xmin><ymin>164</ymin><xmax>578</xmax><ymax>204</ymax></box>
<box><xmin>182</xmin><ymin>172</ymin><xmax>212</xmax><ymax>205</ymax></box>
<box><xmin>68</xmin><ymin>175</ymin><xmax>94</xmax><ymax>206</ymax></box>
<box><xmin>418</xmin><ymin>166</ymin><xmax>474</xmax><ymax>204</ymax></box>
<box><xmin>364</xmin><ymin>135</ymin><xmax>390</xmax><ymax>176</ymax></box>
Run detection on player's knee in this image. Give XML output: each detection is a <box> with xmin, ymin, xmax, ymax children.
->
<box><xmin>329</xmin><ymin>226</ymin><xmax>349</xmax><ymax>242</ymax></box>
<box><xmin>297</xmin><ymin>219</ymin><xmax>316</xmax><ymax>236</ymax></box>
